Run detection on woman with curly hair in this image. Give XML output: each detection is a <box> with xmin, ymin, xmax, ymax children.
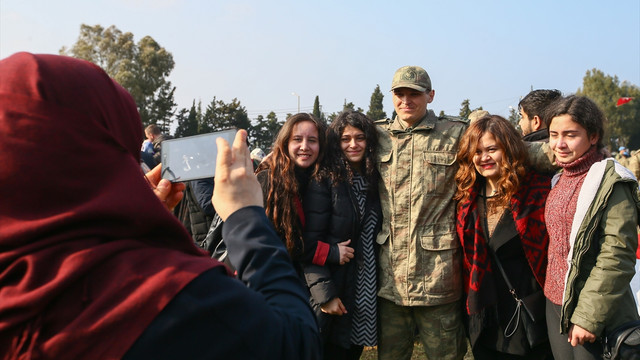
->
<box><xmin>256</xmin><ymin>113</ymin><xmax>327</xmax><ymax>267</ymax></box>
<box><xmin>302</xmin><ymin>110</ymin><xmax>382</xmax><ymax>359</ymax></box>
<box><xmin>455</xmin><ymin>115</ymin><xmax>552</xmax><ymax>359</ymax></box>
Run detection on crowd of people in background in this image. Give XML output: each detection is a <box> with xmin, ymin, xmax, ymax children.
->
<box><xmin>1</xmin><ymin>52</ymin><xmax>639</xmax><ymax>360</ymax></box>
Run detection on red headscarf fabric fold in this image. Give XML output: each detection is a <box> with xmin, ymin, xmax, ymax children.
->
<box><xmin>0</xmin><ymin>52</ymin><xmax>221</xmax><ymax>359</ymax></box>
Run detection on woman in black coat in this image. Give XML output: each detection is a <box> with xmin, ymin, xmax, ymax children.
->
<box><xmin>302</xmin><ymin>110</ymin><xmax>382</xmax><ymax>360</ymax></box>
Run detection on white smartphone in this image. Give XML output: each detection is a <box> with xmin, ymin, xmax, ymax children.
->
<box><xmin>161</xmin><ymin>129</ymin><xmax>237</xmax><ymax>182</ymax></box>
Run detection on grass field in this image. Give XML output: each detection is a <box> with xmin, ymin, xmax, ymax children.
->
<box><xmin>360</xmin><ymin>345</ymin><xmax>423</xmax><ymax>360</ymax></box>
<box><xmin>360</xmin><ymin>341</ymin><xmax>474</xmax><ymax>359</ymax></box>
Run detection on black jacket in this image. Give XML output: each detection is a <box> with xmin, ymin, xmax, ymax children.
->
<box><xmin>174</xmin><ymin>179</ymin><xmax>214</xmax><ymax>244</ymax></box>
<box><xmin>124</xmin><ymin>207</ymin><xmax>321</xmax><ymax>360</ymax></box>
<box><xmin>302</xmin><ymin>177</ymin><xmax>381</xmax><ymax>349</ymax></box>
<box><xmin>522</xmin><ymin>128</ymin><xmax>549</xmax><ymax>142</ymax></box>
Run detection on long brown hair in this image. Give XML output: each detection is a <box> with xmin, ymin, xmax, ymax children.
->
<box><xmin>455</xmin><ymin>115</ymin><xmax>528</xmax><ymax>206</ymax></box>
<box><xmin>256</xmin><ymin>113</ymin><xmax>326</xmax><ymax>254</ymax></box>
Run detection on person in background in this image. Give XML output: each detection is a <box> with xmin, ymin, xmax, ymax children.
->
<box><xmin>518</xmin><ymin>89</ymin><xmax>562</xmax><ymax>142</ymax></box>
<box><xmin>140</xmin><ymin>134</ymin><xmax>156</xmax><ymax>171</ymax></box>
<box><xmin>174</xmin><ymin>177</ymin><xmax>215</xmax><ymax>244</ymax></box>
<box><xmin>145</xmin><ymin>123</ymin><xmax>173</xmax><ymax>165</ymax></box>
<box><xmin>141</xmin><ymin>137</ymin><xmax>154</xmax><ymax>154</ymax></box>
<box><xmin>0</xmin><ymin>52</ymin><xmax>320</xmax><ymax>360</ymax></box>
<box><xmin>626</xmin><ymin>148</ymin><xmax>640</xmax><ymax>180</ymax></box>
<box><xmin>302</xmin><ymin>110</ymin><xmax>382</xmax><ymax>359</ymax></box>
<box><xmin>543</xmin><ymin>95</ymin><xmax>639</xmax><ymax>359</ymax></box>
<box><xmin>616</xmin><ymin>146</ymin><xmax>631</xmax><ymax>167</ymax></box>
<box><xmin>468</xmin><ymin>109</ymin><xmax>490</xmax><ymax>124</ymax></box>
<box><xmin>375</xmin><ymin>65</ymin><xmax>469</xmax><ymax>360</ymax></box>
<box><xmin>255</xmin><ymin>113</ymin><xmax>327</xmax><ymax>271</ymax></box>
<box><xmin>455</xmin><ymin>115</ymin><xmax>553</xmax><ymax>359</ymax></box>
<box><xmin>251</xmin><ymin>147</ymin><xmax>266</xmax><ymax>169</ymax></box>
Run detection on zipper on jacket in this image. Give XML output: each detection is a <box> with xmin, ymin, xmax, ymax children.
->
<box><xmin>561</xmin><ymin>188</ymin><xmax>611</xmax><ymax>330</ymax></box>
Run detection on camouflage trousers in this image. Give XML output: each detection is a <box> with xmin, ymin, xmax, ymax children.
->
<box><xmin>377</xmin><ymin>297</ymin><xmax>470</xmax><ymax>360</ymax></box>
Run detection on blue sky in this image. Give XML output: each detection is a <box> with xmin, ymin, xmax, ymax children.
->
<box><xmin>2</xmin><ymin>0</ymin><xmax>639</xmax><ymax>123</ymax></box>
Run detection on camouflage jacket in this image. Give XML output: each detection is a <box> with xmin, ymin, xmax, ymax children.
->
<box><xmin>375</xmin><ymin>110</ymin><xmax>467</xmax><ymax>306</ymax></box>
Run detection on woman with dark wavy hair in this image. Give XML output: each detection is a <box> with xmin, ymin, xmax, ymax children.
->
<box><xmin>256</xmin><ymin>113</ymin><xmax>327</xmax><ymax>264</ymax></box>
<box><xmin>302</xmin><ymin>110</ymin><xmax>382</xmax><ymax>359</ymax></box>
<box><xmin>455</xmin><ymin>115</ymin><xmax>552</xmax><ymax>359</ymax></box>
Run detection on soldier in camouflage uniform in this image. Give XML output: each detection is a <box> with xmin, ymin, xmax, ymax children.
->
<box><xmin>375</xmin><ymin>66</ymin><xmax>469</xmax><ymax>360</ymax></box>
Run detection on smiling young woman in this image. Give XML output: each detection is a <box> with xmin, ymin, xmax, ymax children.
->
<box><xmin>543</xmin><ymin>96</ymin><xmax>639</xmax><ymax>359</ymax></box>
<box><xmin>255</xmin><ymin>113</ymin><xmax>327</xmax><ymax>265</ymax></box>
<box><xmin>302</xmin><ymin>110</ymin><xmax>382</xmax><ymax>359</ymax></box>
<box><xmin>455</xmin><ymin>115</ymin><xmax>553</xmax><ymax>359</ymax></box>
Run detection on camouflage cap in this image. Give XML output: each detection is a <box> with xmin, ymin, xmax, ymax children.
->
<box><xmin>391</xmin><ymin>66</ymin><xmax>432</xmax><ymax>92</ymax></box>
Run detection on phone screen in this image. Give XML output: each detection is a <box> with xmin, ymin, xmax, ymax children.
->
<box><xmin>161</xmin><ymin>129</ymin><xmax>237</xmax><ymax>182</ymax></box>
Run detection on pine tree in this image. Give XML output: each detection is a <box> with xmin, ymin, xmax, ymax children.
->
<box><xmin>250</xmin><ymin>111</ymin><xmax>282</xmax><ymax>151</ymax></box>
<box><xmin>507</xmin><ymin>106</ymin><xmax>519</xmax><ymax>126</ymax></box>
<box><xmin>312</xmin><ymin>95</ymin><xmax>324</xmax><ymax>122</ymax></box>
<box><xmin>174</xmin><ymin>101</ymin><xmax>199</xmax><ymax>138</ymax></box>
<box><xmin>459</xmin><ymin>99</ymin><xmax>471</xmax><ymax>118</ymax></box>
<box><xmin>367</xmin><ymin>84</ymin><xmax>387</xmax><ymax>120</ymax></box>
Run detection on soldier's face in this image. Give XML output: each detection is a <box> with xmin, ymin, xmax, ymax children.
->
<box><xmin>392</xmin><ymin>88</ymin><xmax>433</xmax><ymax>126</ymax></box>
<box><xmin>287</xmin><ymin>120</ymin><xmax>320</xmax><ymax>169</ymax></box>
<box><xmin>473</xmin><ymin>131</ymin><xmax>503</xmax><ymax>184</ymax></box>
<box><xmin>340</xmin><ymin>125</ymin><xmax>366</xmax><ymax>170</ymax></box>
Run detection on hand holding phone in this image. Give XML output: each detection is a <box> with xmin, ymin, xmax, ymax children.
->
<box><xmin>161</xmin><ymin>129</ymin><xmax>237</xmax><ymax>182</ymax></box>
<box><xmin>212</xmin><ymin>130</ymin><xmax>263</xmax><ymax>221</ymax></box>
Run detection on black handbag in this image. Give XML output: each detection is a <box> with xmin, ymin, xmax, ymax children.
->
<box><xmin>200</xmin><ymin>212</ymin><xmax>223</xmax><ymax>254</ymax></box>
<box><xmin>482</xmin><ymin>198</ymin><xmax>548</xmax><ymax>349</ymax></box>
<box><xmin>200</xmin><ymin>213</ymin><xmax>235</xmax><ymax>271</ymax></box>
<box><xmin>491</xmin><ymin>252</ymin><xmax>548</xmax><ymax>348</ymax></box>
<box><xmin>602</xmin><ymin>320</ymin><xmax>640</xmax><ymax>360</ymax></box>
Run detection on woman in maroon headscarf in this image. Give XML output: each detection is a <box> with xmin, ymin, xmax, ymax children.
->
<box><xmin>0</xmin><ymin>52</ymin><xmax>319</xmax><ymax>360</ymax></box>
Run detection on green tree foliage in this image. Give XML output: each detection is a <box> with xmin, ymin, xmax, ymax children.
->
<box><xmin>344</xmin><ymin>101</ymin><xmax>355</xmax><ymax>111</ymax></box>
<box><xmin>203</xmin><ymin>97</ymin><xmax>251</xmax><ymax>132</ymax></box>
<box><xmin>367</xmin><ymin>84</ymin><xmax>387</xmax><ymax>120</ymax></box>
<box><xmin>250</xmin><ymin>111</ymin><xmax>282</xmax><ymax>151</ymax></box>
<box><xmin>174</xmin><ymin>102</ymin><xmax>199</xmax><ymax>138</ymax></box>
<box><xmin>152</xmin><ymin>83</ymin><xmax>177</xmax><ymax>134</ymax></box>
<box><xmin>507</xmin><ymin>106</ymin><xmax>519</xmax><ymax>126</ymax></box>
<box><xmin>459</xmin><ymin>99</ymin><xmax>472</xmax><ymax>118</ymax></box>
<box><xmin>312</xmin><ymin>96</ymin><xmax>324</xmax><ymax>122</ymax></box>
<box><xmin>327</xmin><ymin>100</ymin><xmax>364</xmax><ymax>123</ymax></box>
<box><xmin>576</xmin><ymin>68</ymin><xmax>640</xmax><ymax>150</ymax></box>
<box><xmin>60</xmin><ymin>24</ymin><xmax>177</xmax><ymax>128</ymax></box>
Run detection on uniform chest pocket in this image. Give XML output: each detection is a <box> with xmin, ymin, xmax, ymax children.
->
<box><xmin>422</xmin><ymin>151</ymin><xmax>457</xmax><ymax>196</ymax></box>
<box><xmin>378</xmin><ymin>150</ymin><xmax>393</xmax><ymax>191</ymax></box>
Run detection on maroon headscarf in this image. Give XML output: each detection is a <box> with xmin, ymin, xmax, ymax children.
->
<box><xmin>0</xmin><ymin>53</ymin><xmax>221</xmax><ymax>359</ymax></box>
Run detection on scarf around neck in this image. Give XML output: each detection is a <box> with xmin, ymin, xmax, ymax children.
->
<box><xmin>456</xmin><ymin>171</ymin><xmax>551</xmax><ymax>314</ymax></box>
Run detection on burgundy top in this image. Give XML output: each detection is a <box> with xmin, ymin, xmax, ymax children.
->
<box><xmin>544</xmin><ymin>147</ymin><xmax>603</xmax><ymax>304</ymax></box>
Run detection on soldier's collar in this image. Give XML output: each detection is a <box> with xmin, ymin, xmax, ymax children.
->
<box><xmin>390</xmin><ymin>110</ymin><xmax>436</xmax><ymax>133</ymax></box>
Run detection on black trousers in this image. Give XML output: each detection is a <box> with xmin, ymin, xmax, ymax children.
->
<box><xmin>545</xmin><ymin>298</ymin><xmax>602</xmax><ymax>359</ymax></box>
<box><xmin>323</xmin><ymin>342</ymin><xmax>363</xmax><ymax>360</ymax></box>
